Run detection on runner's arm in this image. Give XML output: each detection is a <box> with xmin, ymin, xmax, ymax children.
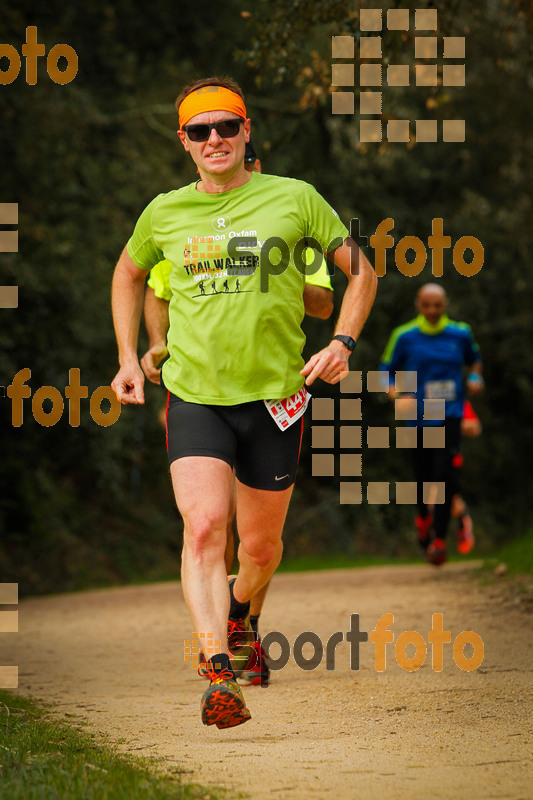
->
<box><xmin>140</xmin><ymin>287</ymin><xmax>169</xmax><ymax>385</ymax></box>
<box><xmin>301</xmin><ymin>237</ymin><xmax>377</xmax><ymax>385</ymax></box>
<box><xmin>110</xmin><ymin>246</ymin><xmax>147</xmax><ymax>404</ymax></box>
<box><xmin>466</xmin><ymin>360</ymin><xmax>484</xmax><ymax>396</ymax></box>
<box><xmin>303</xmin><ymin>285</ymin><xmax>333</xmax><ymax>319</ymax></box>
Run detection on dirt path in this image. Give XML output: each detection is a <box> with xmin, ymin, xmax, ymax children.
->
<box><xmin>4</xmin><ymin>563</ymin><xmax>532</xmax><ymax>799</ymax></box>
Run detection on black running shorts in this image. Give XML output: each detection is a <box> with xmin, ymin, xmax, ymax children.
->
<box><xmin>165</xmin><ymin>392</ymin><xmax>304</xmax><ymax>491</ymax></box>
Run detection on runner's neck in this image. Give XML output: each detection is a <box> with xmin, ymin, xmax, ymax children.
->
<box><xmin>196</xmin><ymin>168</ymin><xmax>252</xmax><ymax>194</ymax></box>
<box><xmin>417</xmin><ymin>313</ymin><xmax>450</xmax><ymax>335</ymax></box>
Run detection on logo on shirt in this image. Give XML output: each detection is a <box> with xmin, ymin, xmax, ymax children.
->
<box><xmin>212</xmin><ymin>215</ymin><xmax>231</xmax><ymax>232</ymax></box>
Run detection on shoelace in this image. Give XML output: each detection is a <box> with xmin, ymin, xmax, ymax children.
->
<box><xmin>205</xmin><ymin>665</ymin><xmax>234</xmax><ymax>684</ymax></box>
<box><xmin>228</xmin><ymin>618</ymin><xmax>256</xmax><ymax>644</ymax></box>
<box><xmin>227</xmin><ymin>618</ymin><xmax>245</xmax><ymax>635</ymax></box>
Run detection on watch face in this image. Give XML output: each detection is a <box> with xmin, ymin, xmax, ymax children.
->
<box><xmin>334</xmin><ymin>335</ymin><xmax>355</xmax><ymax>350</ymax></box>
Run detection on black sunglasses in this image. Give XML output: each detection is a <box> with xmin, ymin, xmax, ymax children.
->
<box><xmin>183</xmin><ymin>118</ymin><xmax>244</xmax><ymax>142</ymax></box>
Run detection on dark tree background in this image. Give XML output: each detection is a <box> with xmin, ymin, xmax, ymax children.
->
<box><xmin>1</xmin><ymin>0</ymin><xmax>531</xmax><ymax>594</ymax></box>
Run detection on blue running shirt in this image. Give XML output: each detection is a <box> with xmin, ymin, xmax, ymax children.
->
<box><xmin>380</xmin><ymin>314</ymin><xmax>481</xmax><ymax>426</ymax></box>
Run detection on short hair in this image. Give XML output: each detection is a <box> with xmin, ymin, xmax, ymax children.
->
<box><xmin>175</xmin><ymin>76</ymin><xmax>245</xmax><ymax>112</ymax></box>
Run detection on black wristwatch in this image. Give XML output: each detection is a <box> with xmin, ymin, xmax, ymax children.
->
<box><xmin>332</xmin><ymin>334</ymin><xmax>357</xmax><ymax>352</ymax></box>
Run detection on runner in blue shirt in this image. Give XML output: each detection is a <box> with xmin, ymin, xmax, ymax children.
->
<box><xmin>380</xmin><ymin>283</ymin><xmax>483</xmax><ymax>565</ymax></box>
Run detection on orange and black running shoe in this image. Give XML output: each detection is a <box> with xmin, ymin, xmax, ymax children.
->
<box><xmin>200</xmin><ymin>656</ymin><xmax>251</xmax><ymax>730</ymax></box>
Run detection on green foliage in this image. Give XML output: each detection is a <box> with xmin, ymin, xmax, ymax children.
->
<box><xmin>247</xmin><ymin>0</ymin><xmax>533</xmax><ymax>552</ymax></box>
<box><xmin>0</xmin><ymin>690</ymin><xmax>224</xmax><ymax>799</ymax></box>
<box><xmin>0</xmin><ymin>3</ymin><xmax>253</xmax><ymax>594</ymax></box>
<box><xmin>484</xmin><ymin>531</ymin><xmax>533</xmax><ymax>577</ymax></box>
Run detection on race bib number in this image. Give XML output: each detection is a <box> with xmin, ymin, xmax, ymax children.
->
<box><xmin>424</xmin><ymin>380</ymin><xmax>456</xmax><ymax>401</ymax></box>
<box><xmin>264</xmin><ymin>387</ymin><xmax>310</xmax><ymax>431</ymax></box>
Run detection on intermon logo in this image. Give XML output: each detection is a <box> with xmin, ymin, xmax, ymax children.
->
<box><xmin>0</xmin><ymin>26</ymin><xmax>78</xmax><ymax>85</ymax></box>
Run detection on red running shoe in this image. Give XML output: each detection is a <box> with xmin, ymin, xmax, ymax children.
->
<box><xmin>456</xmin><ymin>513</ymin><xmax>474</xmax><ymax>555</ymax></box>
<box><xmin>426</xmin><ymin>537</ymin><xmax>447</xmax><ymax>566</ymax></box>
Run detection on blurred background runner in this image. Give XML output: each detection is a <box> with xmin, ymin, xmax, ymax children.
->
<box><xmin>380</xmin><ymin>283</ymin><xmax>483</xmax><ymax>566</ymax></box>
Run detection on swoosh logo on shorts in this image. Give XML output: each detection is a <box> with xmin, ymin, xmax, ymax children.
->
<box><xmin>275</xmin><ymin>474</ymin><xmax>290</xmax><ymax>481</ymax></box>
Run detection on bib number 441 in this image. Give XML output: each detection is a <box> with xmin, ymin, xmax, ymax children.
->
<box><xmin>284</xmin><ymin>389</ymin><xmax>307</xmax><ymax>413</ymax></box>
<box><xmin>265</xmin><ymin>387</ymin><xmax>310</xmax><ymax>431</ymax></box>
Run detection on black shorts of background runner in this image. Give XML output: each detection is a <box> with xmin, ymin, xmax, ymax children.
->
<box><xmin>412</xmin><ymin>418</ymin><xmax>462</xmax><ymax>540</ymax></box>
<box><xmin>166</xmin><ymin>392</ymin><xmax>304</xmax><ymax>491</ymax></box>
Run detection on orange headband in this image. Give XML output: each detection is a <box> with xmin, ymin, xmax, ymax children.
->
<box><xmin>179</xmin><ymin>86</ymin><xmax>247</xmax><ymax>129</ymax></box>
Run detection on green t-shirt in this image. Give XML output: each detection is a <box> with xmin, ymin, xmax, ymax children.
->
<box><xmin>147</xmin><ymin>251</ymin><xmax>333</xmax><ymax>300</ymax></box>
<box><xmin>128</xmin><ymin>172</ymin><xmax>347</xmax><ymax>404</ymax></box>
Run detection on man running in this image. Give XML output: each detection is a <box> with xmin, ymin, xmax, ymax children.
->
<box><xmin>111</xmin><ymin>76</ymin><xmax>377</xmax><ymax>729</ymax></box>
<box><xmin>141</xmin><ymin>148</ymin><xmax>335</xmax><ymax>687</ymax></box>
<box><xmin>142</xmin><ymin>252</ymin><xmax>334</xmax><ymax>686</ymax></box>
<box><xmin>380</xmin><ymin>283</ymin><xmax>483</xmax><ymax>565</ymax></box>
<box><xmin>140</xmin><ymin>140</ymin><xmax>335</xmax><ymax>688</ymax></box>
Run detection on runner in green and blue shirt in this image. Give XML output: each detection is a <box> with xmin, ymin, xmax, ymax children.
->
<box><xmin>380</xmin><ymin>283</ymin><xmax>483</xmax><ymax>565</ymax></box>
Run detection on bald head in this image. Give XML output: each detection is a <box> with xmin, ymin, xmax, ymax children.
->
<box><xmin>416</xmin><ymin>283</ymin><xmax>448</xmax><ymax>325</ymax></box>
<box><xmin>417</xmin><ymin>283</ymin><xmax>447</xmax><ymax>300</ymax></box>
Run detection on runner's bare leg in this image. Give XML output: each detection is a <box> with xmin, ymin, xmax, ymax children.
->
<box><xmin>250</xmin><ymin>581</ymin><xmax>270</xmax><ymax>617</ymax></box>
<box><xmin>224</xmin><ymin>479</ymin><xmax>237</xmax><ymax>574</ymax></box>
<box><xmin>232</xmin><ymin>480</ymin><xmax>293</xmax><ymax>605</ymax></box>
<box><xmin>171</xmin><ymin>457</ymin><xmax>234</xmax><ymax>657</ymax></box>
